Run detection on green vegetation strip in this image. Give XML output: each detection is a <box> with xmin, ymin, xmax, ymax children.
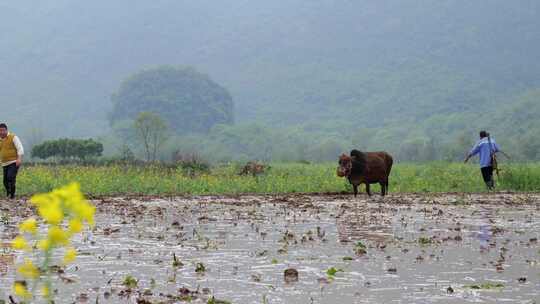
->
<box><xmin>15</xmin><ymin>162</ymin><xmax>540</xmax><ymax>196</ymax></box>
<box><xmin>465</xmin><ymin>282</ymin><xmax>505</xmax><ymax>290</ymax></box>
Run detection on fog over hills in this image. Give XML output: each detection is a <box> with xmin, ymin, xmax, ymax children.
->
<box><xmin>1</xmin><ymin>1</ymin><xmax>539</xmax><ymax>160</ymax></box>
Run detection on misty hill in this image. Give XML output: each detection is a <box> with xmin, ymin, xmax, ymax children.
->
<box><xmin>1</xmin><ymin>1</ymin><xmax>539</xmax><ymax>160</ymax></box>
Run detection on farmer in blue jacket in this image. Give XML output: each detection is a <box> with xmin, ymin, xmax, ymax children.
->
<box><xmin>464</xmin><ymin>131</ymin><xmax>507</xmax><ymax>190</ymax></box>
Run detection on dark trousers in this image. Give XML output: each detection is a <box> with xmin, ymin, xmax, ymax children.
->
<box><xmin>3</xmin><ymin>163</ymin><xmax>19</xmax><ymax>198</ymax></box>
<box><xmin>481</xmin><ymin>166</ymin><xmax>494</xmax><ymax>189</ymax></box>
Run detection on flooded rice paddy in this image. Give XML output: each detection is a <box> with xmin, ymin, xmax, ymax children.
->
<box><xmin>1</xmin><ymin>193</ymin><xmax>539</xmax><ymax>303</ymax></box>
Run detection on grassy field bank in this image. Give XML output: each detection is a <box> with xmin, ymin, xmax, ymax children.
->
<box><xmin>14</xmin><ymin>162</ymin><xmax>540</xmax><ymax>196</ymax></box>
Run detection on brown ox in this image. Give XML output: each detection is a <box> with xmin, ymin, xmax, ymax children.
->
<box><xmin>337</xmin><ymin>149</ymin><xmax>393</xmax><ymax>197</ymax></box>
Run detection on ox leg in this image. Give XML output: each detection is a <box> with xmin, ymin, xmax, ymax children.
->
<box><xmin>353</xmin><ymin>184</ymin><xmax>359</xmax><ymax>197</ymax></box>
<box><xmin>380</xmin><ymin>182</ymin><xmax>386</xmax><ymax>196</ymax></box>
<box><xmin>366</xmin><ymin>184</ymin><xmax>372</xmax><ymax>197</ymax></box>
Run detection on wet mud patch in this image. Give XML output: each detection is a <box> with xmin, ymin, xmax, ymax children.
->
<box><xmin>1</xmin><ymin>193</ymin><xmax>539</xmax><ymax>303</ymax></box>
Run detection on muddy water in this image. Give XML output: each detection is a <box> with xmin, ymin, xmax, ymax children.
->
<box><xmin>1</xmin><ymin>193</ymin><xmax>539</xmax><ymax>303</ymax></box>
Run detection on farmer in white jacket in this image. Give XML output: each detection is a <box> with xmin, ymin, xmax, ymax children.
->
<box><xmin>0</xmin><ymin>123</ymin><xmax>24</xmax><ymax>199</ymax></box>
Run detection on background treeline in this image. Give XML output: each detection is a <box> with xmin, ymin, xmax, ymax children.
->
<box><xmin>32</xmin><ymin>138</ymin><xmax>103</xmax><ymax>160</ymax></box>
<box><xmin>29</xmin><ymin>88</ymin><xmax>540</xmax><ymax>163</ymax></box>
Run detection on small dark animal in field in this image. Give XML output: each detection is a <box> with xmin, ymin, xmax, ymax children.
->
<box><xmin>284</xmin><ymin>268</ymin><xmax>299</xmax><ymax>283</ymax></box>
<box><xmin>239</xmin><ymin>161</ymin><xmax>268</xmax><ymax>177</ymax></box>
<box><xmin>337</xmin><ymin>150</ymin><xmax>393</xmax><ymax>197</ymax></box>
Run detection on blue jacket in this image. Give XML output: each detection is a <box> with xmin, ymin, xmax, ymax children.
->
<box><xmin>468</xmin><ymin>137</ymin><xmax>500</xmax><ymax>168</ymax></box>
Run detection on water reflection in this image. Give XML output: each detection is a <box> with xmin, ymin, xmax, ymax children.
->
<box><xmin>475</xmin><ymin>210</ymin><xmax>493</xmax><ymax>251</ymax></box>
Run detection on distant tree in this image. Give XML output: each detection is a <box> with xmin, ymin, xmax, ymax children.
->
<box><xmin>112</xmin><ymin>119</ymin><xmax>138</xmax><ymax>155</ymax></box>
<box><xmin>134</xmin><ymin>112</ymin><xmax>170</xmax><ymax>162</ymax></box>
<box><xmin>110</xmin><ymin>66</ymin><xmax>234</xmax><ymax>134</ymax></box>
<box><xmin>32</xmin><ymin>139</ymin><xmax>103</xmax><ymax>160</ymax></box>
<box><xmin>118</xmin><ymin>144</ymin><xmax>136</xmax><ymax>162</ymax></box>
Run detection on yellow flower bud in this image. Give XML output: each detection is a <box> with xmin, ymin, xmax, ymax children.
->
<box><xmin>19</xmin><ymin>218</ymin><xmax>38</xmax><ymax>235</ymax></box>
<box><xmin>12</xmin><ymin>236</ymin><xmax>30</xmax><ymax>251</ymax></box>
<box><xmin>13</xmin><ymin>282</ymin><xmax>31</xmax><ymax>299</ymax></box>
<box><xmin>37</xmin><ymin>239</ymin><xmax>51</xmax><ymax>251</ymax></box>
<box><xmin>30</xmin><ymin>193</ymin><xmax>54</xmax><ymax>207</ymax></box>
<box><xmin>54</xmin><ymin>182</ymin><xmax>84</xmax><ymax>209</ymax></box>
<box><xmin>17</xmin><ymin>258</ymin><xmax>40</xmax><ymax>279</ymax></box>
<box><xmin>76</xmin><ymin>203</ymin><xmax>95</xmax><ymax>227</ymax></box>
<box><xmin>63</xmin><ymin>247</ymin><xmax>77</xmax><ymax>264</ymax></box>
<box><xmin>38</xmin><ymin>203</ymin><xmax>63</xmax><ymax>225</ymax></box>
<box><xmin>41</xmin><ymin>285</ymin><xmax>50</xmax><ymax>297</ymax></box>
<box><xmin>47</xmin><ymin>226</ymin><xmax>69</xmax><ymax>247</ymax></box>
<box><xmin>68</xmin><ymin>219</ymin><xmax>83</xmax><ymax>234</ymax></box>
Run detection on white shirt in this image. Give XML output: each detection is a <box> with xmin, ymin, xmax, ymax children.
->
<box><xmin>1</xmin><ymin>132</ymin><xmax>24</xmax><ymax>167</ymax></box>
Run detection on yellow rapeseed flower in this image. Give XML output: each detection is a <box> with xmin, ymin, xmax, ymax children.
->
<box><xmin>41</xmin><ymin>285</ymin><xmax>49</xmax><ymax>297</ymax></box>
<box><xmin>12</xmin><ymin>236</ymin><xmax>30</xmax><ymax>251</ymax></box>
<box><xmin>68</xmin><ymin>218</ymin><xmax>83</xmax><ymax>234</ymax></box>
<box><xmin>63</xmin><ymin>247</ymin><xmax>77</xmax><ymax>264</ymax></box>
<box><xmin>73</xmin><ymin>203</ymin><xmax>95</xmax><ymax>226</ymax></box>
<box><xmin>19</xmin><ymin>218</ymin><xmax>38</xmax><ymax>235</ymax></box>
<box><xmin>47</xmin><ymin>226</ymin><xmax>69</xmax><ymax>247</ymax></box>
<box><xmin>38</xmin><ymin>202</ymin><xmax>63</xmax><ymax>225</ymax></box>
<box><xmin>53</xmin><ymin>182</ymin><xmax>85</xmax><ymax>209</ymax></box>
<box><xmin>17</xmin><ymin>258</ymin><xmax>40</xmax><ymax>279</ymax></box>
<box><xmin>14</xmin><ymin>182</ymin><xmax>96</xmax><ymax>302</ymax></box>
<box><xmin>30</xmin><ymin>192</ymin><xmax>55</xmax><ymax>208</ymax></box>
<box><xmin>13</xmin><ymin>282</ymin><xmax>31</xmax><ymax>299</ymax></box>
<box><xmin>81</xmin><ymin>203</ymin><xmax>95</xmax><ymax>226</ymax></box>
<box><xmin>37</xmin><ymin>239</ymin><xmax>51</xmax><ymax>251</ymax></box>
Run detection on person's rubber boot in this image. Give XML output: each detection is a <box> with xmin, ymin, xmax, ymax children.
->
<box><xmin>9</xmin><ymin>185</ymin><xmax>15</xmax><ymax>200</ymax></box>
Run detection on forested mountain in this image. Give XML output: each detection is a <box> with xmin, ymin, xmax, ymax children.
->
<box><xmin>1</xmin><ymin>1</ymin><xmax>539</xmax><ymax>160</ymax></box>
